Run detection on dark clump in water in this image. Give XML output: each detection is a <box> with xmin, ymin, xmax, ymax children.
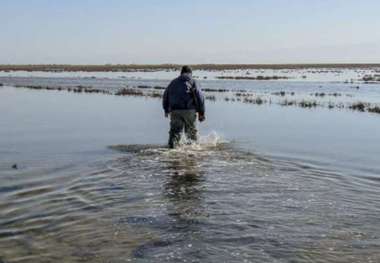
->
<box><xmin>368</xmin><ymin>106</ymin><xmax>380</xmax><ymax>114</ymax></box>
<box><xmin>115</xmin><ymin>88</ymin><xmax>144</xmax><ymax>96</ymax></box>
<box><xmin>349</xmin><ymin>102</ymin><xmax>367</xmax><ymax>112</ymax></box>
<box><xmin>298</xmin><ymin>100</ymin><xmax>318</xmax><ymax>108</ymax></box>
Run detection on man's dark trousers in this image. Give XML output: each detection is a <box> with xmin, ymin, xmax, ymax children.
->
<box><xmin>169</xmin><ymin>109</ymin><xmax>197</xmax><ymax>148</ymax></box>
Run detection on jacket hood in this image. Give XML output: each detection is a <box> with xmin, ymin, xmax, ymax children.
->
<box><xmin>179</xmin><ymin>73</ymin><xmax>192</xmax><ymax>81</ymax></box>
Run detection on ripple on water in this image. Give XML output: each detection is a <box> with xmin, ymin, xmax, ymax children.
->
<box><xmin>1</xmin><ymin>138</ymin><xmax>380</xmax><ymax>262</ymax></box>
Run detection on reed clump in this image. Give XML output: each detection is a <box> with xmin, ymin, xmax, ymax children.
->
<box><xmin>349</xmin><ymin>102</ymin><xmax>367</xmax><ymax>112</ymax></box>
<box><xmin>216</xmin><ymin>75</ymin><xmax>289</xmax><ymax>80</ymax></box>
<box><xmin>298</xmin><ymin>100</ymin><xmax>318</xmax><ymax>108</ymax></box>
<box><xmin>115</xmin><ymin>88</ymin><xmax>144</xmax><ymax>96</ymax></box>
<box><xmin>205</xmin><ymin>95</ymin><xmax>216</xmax><ymax>101</ymax></box>
<box><xmin>368</xmin><ymin>106</ymin><xmax>380</xmax><ymax>114</ymax></box>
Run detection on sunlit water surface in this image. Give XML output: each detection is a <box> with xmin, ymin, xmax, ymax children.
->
<box><xmin>1</xmin><ymin>83</ymin><xmax>380</xmax><ymax>262</ymax></box>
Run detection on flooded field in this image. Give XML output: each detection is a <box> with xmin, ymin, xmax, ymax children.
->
<box><xmin>1</xmin><ymin>69</ymin><xmax>380</xmax><ymax>262</ymax></box>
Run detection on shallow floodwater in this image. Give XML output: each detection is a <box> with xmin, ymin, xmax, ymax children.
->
<box><xmin>1</xmin><ymin>82</ymin><xmax>380</xmax><ymax>262</ymax></box>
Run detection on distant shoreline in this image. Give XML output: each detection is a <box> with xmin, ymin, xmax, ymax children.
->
<box><xmin>1</xmin><ymin>63</ymin><xmax>380</xmax><ymax>72</ymax></box>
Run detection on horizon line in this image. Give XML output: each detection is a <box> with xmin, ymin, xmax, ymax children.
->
<box><xmin>1</xmin><ymin>63</ymin><xmax>380</xmax><ymax>71</ymax></box>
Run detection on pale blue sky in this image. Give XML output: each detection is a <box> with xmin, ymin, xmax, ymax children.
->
<box><xmin>1</xmin><ymin>0</ymin><xmax>380</xmax><ymax>64</ymax></box>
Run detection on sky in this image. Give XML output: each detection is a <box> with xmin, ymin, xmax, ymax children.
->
<box><xmin>1</xmin><ymin>0</ymin><xmax>380</xmax><ymax>64</ymax></box>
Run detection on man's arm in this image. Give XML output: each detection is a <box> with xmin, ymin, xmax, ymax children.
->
<box><xmin>163</xmin><ymin>83</ymin><xmax>171</xmax><ymax>117</ymax></box>
<box><xmin>194</xmin><ymin>82</ymin><xmax>205</xmax><ymax>114</ymax></box>
<box><xmin>193</xmin><ymin>81</ymin><xmax>205</xmax><ymax>121</ymax></box>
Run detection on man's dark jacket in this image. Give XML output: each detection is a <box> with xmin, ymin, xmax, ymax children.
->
<box><xmin>163</xmin><ymin>74</ymin><xmax>205</xmax><ymax>115</ymax></box>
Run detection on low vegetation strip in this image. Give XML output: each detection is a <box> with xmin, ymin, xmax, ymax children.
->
<box><xmin>5</xmin><ymin>83</ymin><xmax>380</xmax><ymax>115</ymax></box>
<box><xmin>362</xmin><ymin>75</ymin><xmax>380</xmax><ymax>83</ymax></box>
<box><xmin>1</xmin><ymin>63</ymin><xmax>380</xmax><ymax>72</ymax></box>
<box><xmin>216</xmin><ymin>76</ymin><xmax>290</xmax><ymax>80</ymax></box>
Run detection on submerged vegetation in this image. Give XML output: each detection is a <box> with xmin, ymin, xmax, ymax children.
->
<box><xmin>311</xmin><ymin>92</ymin><xmax>341</xmax><ymax>97</ymax></box>
<box><xmin>243</xmin><ymin>97</ymin><xmax>265</xmax><ymax>105</ymax></box>
<box><xmin>4</xmin><ymin>82</ymin><xmax>380</xmax><ymax>115</ymax></box>
<box><xmin>13</xmin><ymin>84</ymin><xmax>112</xmax><ymax>94</ymax></box>
<box><xmin>115</xmin><ymin>88</ymin><xmax>144</xmax><ymax>96</ymax></box>
<box><xmin>362</xmin><ymin>75</ymin><xmax>380</xmax><ymax>83</ymax></box>
<box><xmin>349</xmin><ymin>102</ymin><xmax>367</xmax><ymax>112</ymax></box>
<box><xmin>203</xmin><ymin>88</ymin><xmax>230</xmax><ymax>92</ymax></box>
<box><xmin>298</xmin><ymin>100</ymin><xmax>318</xmax><ymax>108</ymax></box>
<box><xmin>216</xmin><ymin>75</ymin><xmax>290</xmax><ymax>80</ymax></box>
<box><xmin>205</xmin><ymin>95</ymin><xmax>217</xmax><ymax>101</ymax></box>
<box><xmin>368</xmin><ymin>106</ymin><xmax>380</xmax><ymax>114</ymax></box>
<box><xmin>115</xmin><ymin>88</ymin><xmax>162</xmax><ymax>98</ymax></box>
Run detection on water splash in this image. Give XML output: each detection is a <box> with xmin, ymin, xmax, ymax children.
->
<box><xmin>173</xmin><ymin>131</ymin><xmax>226</xmax><ymax>149</ymax></box>
<box><xmin>108</xmin><ymin>132</ymin><xmax>226</xmax><ymax>154</ymax></box>
<box><xmin>154</xmin><ymin>131</ymin><xmax>228</xmax><ymax>160</ymax></box>
<box><xmin>199</xmin><ymin>131</ymin><xmax>226</xmax><ymax>146</ymax></box>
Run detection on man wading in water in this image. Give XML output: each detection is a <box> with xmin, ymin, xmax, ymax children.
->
<box><xmin>163</xmin><ymin>66</ymin><xmax>206</xmax><ymax>148</ymax></box>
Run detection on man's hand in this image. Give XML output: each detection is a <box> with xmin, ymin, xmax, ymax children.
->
<box><xmin>165</xmin><ymin>113</ymin><xmax>169</xmax><ymax>118</ymax></box>
<box><xmin>198</xmin><ymin>113</ymin><xmax>205</xmax><ymax>122</ymax></box>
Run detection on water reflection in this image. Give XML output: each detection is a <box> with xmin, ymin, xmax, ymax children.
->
<box><xmin>163</xmin><ymin>155</ymin><xmax>206</xmax><ymax>226</ymax></box>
